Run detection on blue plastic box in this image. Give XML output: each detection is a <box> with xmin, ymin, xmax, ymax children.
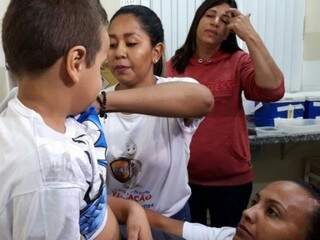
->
<box><xmin>304</xmin><ymin>94</ymin><xmax>320</xmax><ymax>119</ymax></box>
<box><xmin>254</xmin><ymin>94</ymin><xmax>305</xmax><ymax>127</ymax></box>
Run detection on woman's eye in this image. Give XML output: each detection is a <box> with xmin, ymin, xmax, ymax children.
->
<box><xmin>127</xmin><ymin>42</ymin><xmax>137</xmax><ymax>47</ymax></box>
<box><xmin>266</xmin><ymin>207</ymin><xmax>280</xmax><ymax>218</ymax></box>
<box><xmin>250</xmin><ymin>199</ymin><xmax>257</xmax><ymax>207</ymax></box>
<box><xmin>110</xmin><ymin>43</ymin><xmax>116</xmax><ymax>48</ymax></box>
<box><xmin>206</xmin><ymin>14</ymin><xmax>215</xmax><ymax>18</ymax></box>
<box><xmin>221</xmin><ymin>16</ymin><xmax>230</xmax><ymax>24</ymax></box>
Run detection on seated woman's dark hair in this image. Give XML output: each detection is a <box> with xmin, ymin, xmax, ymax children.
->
<box><xmin>294</xmin><ymin>181</ymin><xmax>320</xmax><ymax>240</ymax></box>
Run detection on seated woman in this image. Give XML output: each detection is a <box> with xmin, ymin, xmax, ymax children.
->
<box><xmin>146</xmin><ymin>181</ymin><xmax>320</xmax><ymax>240</ymax></box>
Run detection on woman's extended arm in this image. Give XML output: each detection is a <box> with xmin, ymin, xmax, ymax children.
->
<box><xmin>97</xmin><ymin>81</ymin><xmax>213</xmax><ymax>118</ymax></box>
<box><xmin>145</xmin><ymin>209</ymin><xmax>184</xmax><ymax>237</ymax></box>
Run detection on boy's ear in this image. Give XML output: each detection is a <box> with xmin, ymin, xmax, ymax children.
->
<box><xmin>152</xmin><ymin>42</ymin><xmax>164</xmax><ymax>64</ymax></box>
<box><xmin>65</xmin><ymin>46</ymin><xmax>87</xmax><ymax>84</ymax></box>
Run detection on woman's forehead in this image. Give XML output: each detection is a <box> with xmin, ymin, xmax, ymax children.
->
<box><xmin>206</xmin><ymin>3</ymin><xmax>231</xmax><ymax>13</ymax></box>
<box><xmin>109</xmin><ymin>15</ymin><xmax>147</xmax><ymax>38</ymax></box>
<box><xmin>260</xmin><ymin>181</ymin><xmax>316</xmax><ymax>214</ymax></box>
<box><xmin>261</xmin><ymin>182</ymin><xmax>305</xmax><ymax>200</ymax></box>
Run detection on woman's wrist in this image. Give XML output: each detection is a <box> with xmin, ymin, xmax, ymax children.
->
<box><xmin>127</xmin><ymin>200</ymin><xmax>144</xmax><ymax>216</ymax></box>
<box><xmin>96</xmin><ymin>90</ymin><xmax>108</xmax><ymax>117</ymax></box>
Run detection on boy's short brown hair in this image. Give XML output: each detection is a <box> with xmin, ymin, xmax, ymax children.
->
<box><xmin>2</xmin><ymin>0</ymin><xmax>108</xmax><ymax>76</ymax></box>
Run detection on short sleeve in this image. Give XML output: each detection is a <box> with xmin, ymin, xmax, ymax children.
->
<box><xmin>182</xmin><ymin>222</ymin><xmax>235</xmax><ymax>240</ymax></box>
<box><xmin>176</xmin><ymin>117</ymin><xmax>203</xmax><ymax>135</ymax></box>
<box><xmin>157</xmin><ymin>76</ymin><xmax>204</xmax><ymax>134</ymax></box>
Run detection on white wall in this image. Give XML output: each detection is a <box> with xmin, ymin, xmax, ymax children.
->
<box><xmin>101</xmin><ymin>0</ymin><xmax>121</xmax><ymax>18</ymax></box>
<box><xmin>0</xmin><ymin>0</ymin><xmax>9</xmax><ymax>67</ymax></box>
<box><xmin>0</xmin><ymin>0</ymin><xmax>9</xmax><ymax>101</ymax></box>
<box><xmin>302</xmin><ymin>0</ymin><xmax>320</xmax><ymax>91</ymax></box>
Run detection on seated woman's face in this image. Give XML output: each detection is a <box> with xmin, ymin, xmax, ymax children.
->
<box><xmin>233</xmin><ymin>181</ymin><xmax>318</xmax><ymax>240</ymax></box>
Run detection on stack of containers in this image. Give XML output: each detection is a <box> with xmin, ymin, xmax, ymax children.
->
<box><xmin>254</xmin><ymin>93</ymin><xmax>305</xmax><ymax>127</ymax></box>
<box><xmin>303</xmin><ymin>92</ymin><xmax>320</xmax><ymax>119</ymax></box>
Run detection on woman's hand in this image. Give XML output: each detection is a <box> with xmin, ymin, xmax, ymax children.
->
<box><xmin>225</xmin><ymin>8</ymin><xmax>284</xmax><ymax>90</ymax></box>
<box><xmin>108</xmin><ymin>196</ymin><xmax>153</xmax><ymax>240</ymax></box>
<box><xmin>125</xmin><ymin>201</ymin><xmax>153</xmax><ymax>240</ymax></box>
<box><xmin>226</xmin><ymin>8</ymin><xmax>258</xmax><ymax>42</ymax></box>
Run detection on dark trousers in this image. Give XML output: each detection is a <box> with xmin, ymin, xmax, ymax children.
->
<box><xmin>171</xmin><ymin>202</ymin><xmax>191</xmax><ymax>221</ymax></box>
<box><xmin>189</xmin><ymin>182</ymin><xmax>252</xmax><ymax>228</ymax></box>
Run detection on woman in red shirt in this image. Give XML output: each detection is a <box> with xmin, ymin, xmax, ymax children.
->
<box><xmin>166</xmin><ymin>0</ymin><xmax>285</xmax><ymax>227</ymax></box>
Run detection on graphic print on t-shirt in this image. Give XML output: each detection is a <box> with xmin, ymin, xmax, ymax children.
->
<box><xmin>109</xmin><ymin>139</ymin><xmax>142</xmax><ymax>189</ymax></box>
<box><xmin>111</xmin><ymin>189</ymin><xmax>154</xmax><ymax>209</ymax></box>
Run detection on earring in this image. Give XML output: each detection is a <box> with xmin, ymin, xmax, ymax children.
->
<box><xmin>153</xmin><ymin>59</ymin><xmax>158</xmax><ymax>64</ymax></box>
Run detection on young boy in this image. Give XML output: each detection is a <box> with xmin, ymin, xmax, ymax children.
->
<box><xmin>0</xmin><ymin>0</ymin><xmax>152</xmax><ymax>239</ymax></box>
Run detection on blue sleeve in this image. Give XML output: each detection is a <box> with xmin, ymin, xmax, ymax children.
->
<box><xmin>77</xmin><ymin>107</ymin><xmax>109</xmax><ymax>239</ymax></box>
<box><xmin>77</xmin><ymin>107</ymin><xmax>108</xmax><ymax>167</ymax></box>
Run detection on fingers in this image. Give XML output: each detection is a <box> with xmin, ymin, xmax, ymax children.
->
<box><xmin>226</xmin><ymin>10</ymin><xmax>256</xmax><ymax>42</ymax></box>
<box><xmin>126</xmin><ymin>224</ymin><xmax>153</xmax><ymax>240</ymax></box>
<box><xmin>226</xmin><ymin>8</ymin><xmax>251</xmax><ymax>20</ymax></box>
<box><xmin>226</xmin><ymin>8</ymin><xmax>242</xmax><ymax>17</ymax></box>
<box><xmin>126</xmin><ymin>225</ymin><xmax>139</xmax><ymax>240</ymax></box>
<box><xmin>139</xmin><ymin>230</ymin><xmax>153</xmax><ymax>240</ymax></box>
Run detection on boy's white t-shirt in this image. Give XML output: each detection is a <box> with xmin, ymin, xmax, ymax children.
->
<box><xmin>104</xmin><ymin>76</ymin><xmax>202</xmax><ymax>217</ymax></box>
<box><xmin>0</xmin><ymin>96</ymin><xmax>107</xmax><ymax>240</ymax></box>
<box><xmin>183</xmin><ymin>222</ymin><xmax>236</xmax><ymax>240</ymax></box>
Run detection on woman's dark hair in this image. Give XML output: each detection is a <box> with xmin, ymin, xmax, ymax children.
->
<box><xmin>172</xmin><ymin>0</ymin><xmax>240</xmax><ymax>73</ymax></box>
<box><xmin>2</xmin><ymin>0</ymin><xmax>108</xmax><ymax>76</ymax></box>
<box><xmin>110</xmin><ymin>5</ymin><xmax>165</xmax><ymax>76</ymax></box>
<box><xmin>294</xmin><ymin>181</ymin><xmax>320</xmax><ymax>240</ymax></box>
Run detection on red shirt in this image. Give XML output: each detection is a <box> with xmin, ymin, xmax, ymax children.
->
<box><xmin>167</xmin><ymin>50</ymin><xmax>285</xmax><ymax>186</ymax></box>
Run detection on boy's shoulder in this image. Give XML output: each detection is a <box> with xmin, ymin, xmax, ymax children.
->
<box><xmin>0</xmin><ymin>93</ymin><xmax>36</xmax><ymax>147</ymax></box>
<box><xmin>0</xmin><ymin>96</ymin><xmax>94</xmax><ymax>190</ymax></box>
<box><xmin>156</xmin><ymin>76</ymin><xmax>199</xmax><ymax>84</ymax></box>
